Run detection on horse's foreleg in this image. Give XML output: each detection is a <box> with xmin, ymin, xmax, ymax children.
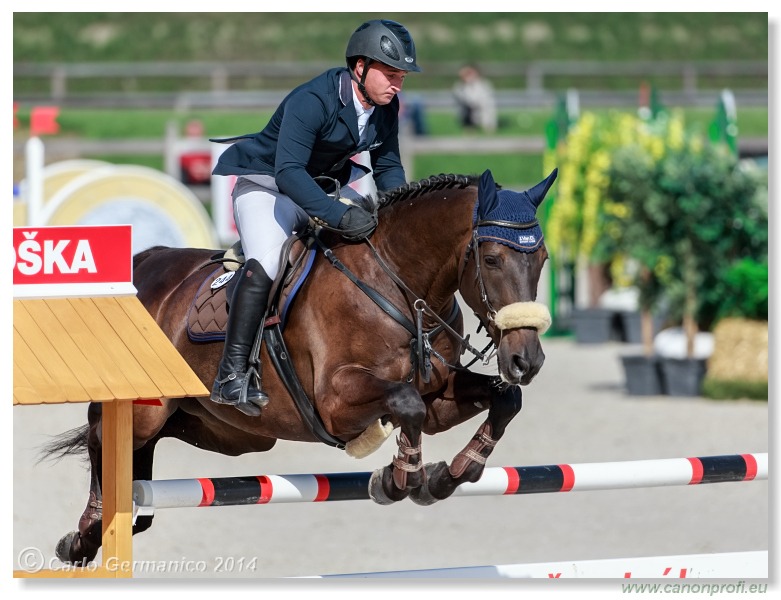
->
<box><xmin>412</xmin><ymin>372</ymin><xmax>522</xmax><ymax>505</ymax></box>
<box><xmin>332</xmin><ymin>372</ymin><xmax>426</xmax><ymax>505</ymax></box>
<box><xmin>368</xmin><ymin>382</ymin><xmax>428</xmax><ymax>505</ymax></box>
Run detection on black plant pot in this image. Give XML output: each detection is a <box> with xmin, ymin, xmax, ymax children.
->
<box><xmin>620</xmin><ymin>354</ymin><xmax>665</xmax><ymax>396</ymax></box>
<box><xmin>658</xmin><ymin>358</ymin><xmax>707</xmax><ymax>397</ymax></box>
<box><xmin>572</xmin><ymin>308</ymin><xmax>617</xmax><ymax>344</ymax></box>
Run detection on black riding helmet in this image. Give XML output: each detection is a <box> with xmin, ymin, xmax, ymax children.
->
<box><xmin>346</xmin><ymin>19</ymin><xmax>421</xmax><ymax>105</ymax></box>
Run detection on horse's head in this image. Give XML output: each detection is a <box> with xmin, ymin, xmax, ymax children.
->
<box><xmin>459</xmin><ymin>168</ymin><xmax>557</xmax><ymax>386</ymax></box>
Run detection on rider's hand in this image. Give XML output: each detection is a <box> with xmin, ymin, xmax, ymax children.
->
<box><xmin>338</xmin><ymin>206</ymin><xmax>376</xmax><ymax>241</ymax></box>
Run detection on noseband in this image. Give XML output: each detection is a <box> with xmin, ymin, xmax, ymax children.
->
<box><xmin>461</xmin><ymin>218</ymin><xmax>551</xmax><ymax>334</ymax></box>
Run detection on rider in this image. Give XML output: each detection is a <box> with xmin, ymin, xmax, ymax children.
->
<box><xmin>209</xmin><ymin>19</ymin><xmax>421</xmax><ymax>417</ymax></box>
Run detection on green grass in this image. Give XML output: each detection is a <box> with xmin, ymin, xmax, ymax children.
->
<box><xmin>14</xmin><ymin>13</ymin><xmax>767</xmax><ymax>65</ymax></box>
<box><xmin>411</xmin><ymin>153</ymin><xmax>543</xmax><ymax>188</ymax></box>
<box><xmin>15</xmin><ymin>106</ymin><xmax>768</xmax><ymax>139</ymax></box>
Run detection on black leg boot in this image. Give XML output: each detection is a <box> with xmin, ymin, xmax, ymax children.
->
<box><xmin>210</xmin><ymin>258</ymin><xmax>272</xmax><ymax>416</ymax></box>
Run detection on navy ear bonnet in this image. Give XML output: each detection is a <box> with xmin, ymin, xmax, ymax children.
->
<box><xmin>473</xmin><ymin>168</ymin><xmax>558</xmax><ymax>252</ymax></box>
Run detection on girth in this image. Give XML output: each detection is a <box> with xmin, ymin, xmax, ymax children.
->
<box><xmin>262</xmin><ymin>322</ymin><xmax>346</xmax><ymax>449</ymax></box>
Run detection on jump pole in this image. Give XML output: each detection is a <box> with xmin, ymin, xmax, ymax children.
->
<box><xmin>133</xmin><ymin>452</ymin><xmax>767</xmax><ymax>514</ymax></box>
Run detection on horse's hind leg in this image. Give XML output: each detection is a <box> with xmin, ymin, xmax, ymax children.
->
<box><xmin>411</xmin><ymin>371</ymin><xmax>522</xmax><ymax>505</ymax></box>
<box><xmin>56</xmin><ymin>402</ymin><xmax>167</xmax><ymax>565</ymax></box>
<box><xmin>56</xmin><ymin>402</ymin><xmax>103</xmax><ymax>564</ymax></box>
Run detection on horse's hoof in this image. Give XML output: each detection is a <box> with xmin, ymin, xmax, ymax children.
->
<box><xmin>409</xmin><ymin>462</ymin><xmax>442</xmax><ymax>506</ymax></box>
<box><xmin>368</xmin><ymin>469</ymin><xmax>395</xmax><ymax>505</ymax></box>
<box><xmin>55</xmin><ymin>531</ymin><xmax>78</xmax><ymax>563</ymax></box>
<box><xmin>409</xmin><ymin>484</ymin><xmax>439</xmax><ymax>506</ymax></box>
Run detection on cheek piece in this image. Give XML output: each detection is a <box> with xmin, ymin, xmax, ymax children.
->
<box><xmin>494</xmin><ymin>301</ymin><xmax>551</xmax><ymax>334</ymax></box>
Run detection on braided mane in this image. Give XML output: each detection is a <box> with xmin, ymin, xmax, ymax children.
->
<box><xmin>376</xmin><ymin>173</ymin><xmax>477</xmax><ymax>210</ymax></box>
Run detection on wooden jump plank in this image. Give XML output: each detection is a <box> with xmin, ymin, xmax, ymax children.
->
<box><xmin>91</xmin><ymin>297</ymin><xmax>189</xmax><ymax>399</ymax></box>
<box><xmin>12</xmin><ymin>345</ymin><xmax>57</xmax><ymax>405</ymax></box>
<box><xmin>13</xmin><ymin>302</ymin><xmax>89</xmax><ymax>403</ymax></box>
<box><xmin>68</xmin><ymin>297</ymin><xmax>164</xmax><ymax>400</ymax></box>
<box><xmin>12</xmin><ymin>361</ymin><xmax>34</xmax><ymax>405</ymax></box>
<box><xmin>23</xmin><ymin>299</ymin><xmax>116</xmax><ymax>402</ymax></box>
<box><xmin>44</xmin><ymin>298</ymin><xmax>141</xmax><ymax>401</ymax></box>
<box><xmin>116</xmin><ymin>296</ymin><xmax>209</xmax><ymax>397</ymax></box>
<box><xmin>13</xmin><ymin>328</ymin><xmax>64</xmax><ymax>404</ymax></box>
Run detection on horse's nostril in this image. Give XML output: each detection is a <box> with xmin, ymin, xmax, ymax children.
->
<box><xmin>513</xmin><ymin>355</ymin><xmax>529</xmax><ymax>375</ymax></box>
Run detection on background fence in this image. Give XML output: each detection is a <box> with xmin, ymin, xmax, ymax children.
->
<box><xmin>13</xmin><ymin>60</ymin><xmax>768</xmax><ymax>109</ymax></box>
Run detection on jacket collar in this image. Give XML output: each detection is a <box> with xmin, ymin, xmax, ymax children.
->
<box><xmin>338</xmin><ymin>69</ymin><xmax>360</xmax><ymax>144</ymax></box>
<box><xmin>339</xmin><ymin>69</ymin><xmax>353</xmax><ymax>106</ymax></box>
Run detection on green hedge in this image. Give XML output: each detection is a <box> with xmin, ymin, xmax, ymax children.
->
<box><xmin>701</xmin><ymin>377</ymin><xmax>768</xmax><ymax>401</ymax></box>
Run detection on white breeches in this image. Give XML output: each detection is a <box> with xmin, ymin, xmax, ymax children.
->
<box><xmin>232</xmin><ymin>172</ymin><xmax>368</xmax><ymax>279</ymax></box>
<box><xmin>232</xmin><ymin>175</ymin><xmax>309</xmax><ymax>279</ymax></box>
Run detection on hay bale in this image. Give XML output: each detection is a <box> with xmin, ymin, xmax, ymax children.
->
<box><xmin>706</xmin><ymin>318</ymin><xmax>768</xmax><ymax>382</ymax></box>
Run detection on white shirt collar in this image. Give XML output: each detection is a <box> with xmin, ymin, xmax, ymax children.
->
<box><xmin>351</xmin><ymin>85</ymin><xmax>375</xmax><ymax>140</ymax></box>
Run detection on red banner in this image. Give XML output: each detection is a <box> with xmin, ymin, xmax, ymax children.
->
<box><xmin>13</xmin><ymin>225</ymin><xmax>132</xmax><ymax>288</ymax></box>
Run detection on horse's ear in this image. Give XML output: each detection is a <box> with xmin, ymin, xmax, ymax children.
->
<box><xmin>477</xmin><ymin>169</ymin><xmax>499</xmax><ymax>218</ymax></box>
<box><xmin>525</xmin><ymin>168</ymin><xmax>558</xmax><ymax>209</ymax></box>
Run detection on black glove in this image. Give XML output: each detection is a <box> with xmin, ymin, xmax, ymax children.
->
<box><xmin>338</xmin><ymin>206</ymin><xmax>377</xmax><ymax>241</ymax></box>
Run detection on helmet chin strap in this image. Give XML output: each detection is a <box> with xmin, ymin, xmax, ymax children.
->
<box><xmin>350</xmin><ymin>58</ymin><xmax>376</xmax><ymax>106</ymax></box>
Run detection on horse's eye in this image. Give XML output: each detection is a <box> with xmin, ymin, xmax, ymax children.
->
<box><xmin>483</xmin><ymin>255</ymin><xmax>500</xmax><ymax>268</ymax></box>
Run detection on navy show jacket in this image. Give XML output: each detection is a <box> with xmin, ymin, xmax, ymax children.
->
<box><xmin>212</xmin><ymin>67</ymin><xmax>407</xmax><ymax>227</ymax></box>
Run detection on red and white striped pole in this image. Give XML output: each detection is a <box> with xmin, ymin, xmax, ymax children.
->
<box><xmin>133</xmin><ymin>453</ymin><xmax>767</xmax><ymax>512</ymax></box>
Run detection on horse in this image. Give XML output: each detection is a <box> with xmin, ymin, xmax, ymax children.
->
<box><xmin>47</xmin><ymin>168</ymin><xmax>557</xmax><ymax>565</ymax></box>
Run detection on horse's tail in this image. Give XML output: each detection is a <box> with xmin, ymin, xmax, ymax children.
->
<box><xmin>37</xmin><ymin>424</ymin><xmax>90</xmax><ymax>465</ymax></box>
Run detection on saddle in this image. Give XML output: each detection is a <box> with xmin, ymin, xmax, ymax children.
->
<box><xmin>187</xmin><ymin>236</ymin><xmax>315</xmax><ymax>343</ymax></box>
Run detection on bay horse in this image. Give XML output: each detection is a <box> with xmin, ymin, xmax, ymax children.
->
<box><xmin>48</xmin><ymin>168</ymin><xmax>556</xmax><ymax>565</ymax></box>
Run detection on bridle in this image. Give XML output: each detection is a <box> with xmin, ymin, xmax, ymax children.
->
<box><xmin>459</xmin><ymin>217</ymin><xmax>542</xmax><ymax>326</ymax></box>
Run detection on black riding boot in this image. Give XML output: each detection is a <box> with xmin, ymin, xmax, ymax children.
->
<box><xmin>210</xmin><ymin>258</ymin><xmax>272</xmax><ymax>417</ymax></box>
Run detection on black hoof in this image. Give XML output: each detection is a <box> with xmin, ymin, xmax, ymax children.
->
<box><xmin>409</xmin><ymin>462</ymin><xmax>446</xmax><ymax>506</ymax></box>
<box><xmin>55</xmin><ymin>531</ymin><xmax>78</xmax><ymax>563</ymax></box>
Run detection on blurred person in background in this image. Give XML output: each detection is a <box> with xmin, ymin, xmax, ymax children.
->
<box><xmin>209</xmin><ymin>19</ymin><xmax>421</xmax><ymax>416</ymax></box>
<box><xmin>453</xmin><ymin>63</ymin><xmax>497</xmax><ymax>133</ymax></box>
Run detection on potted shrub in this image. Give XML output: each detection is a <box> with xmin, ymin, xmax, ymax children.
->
<box><xmin>602</xmin><ymin>132</ymin><xmax>670</xmax><ymax>394</ymax></box>
<box><xmin>546</xmin><ymin>111</ymin><xmax>641</xmax><ymax>343</ymax></box>
<box><xmin>605</xmin><ymin>114</ymin><xmax>767</xmax><ymax>396</ymax></box>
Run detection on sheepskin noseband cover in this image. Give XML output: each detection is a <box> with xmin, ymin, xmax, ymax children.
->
<box><xmin>494</xmin><ymin>301</ymin><xmax>551</xmax><ymax>334</ymax></box>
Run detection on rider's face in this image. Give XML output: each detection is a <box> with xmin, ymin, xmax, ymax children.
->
<box><xmin>355</xmin><ymin>60</ymin><xmax>407</xmax><ymax>106</ymax></box>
